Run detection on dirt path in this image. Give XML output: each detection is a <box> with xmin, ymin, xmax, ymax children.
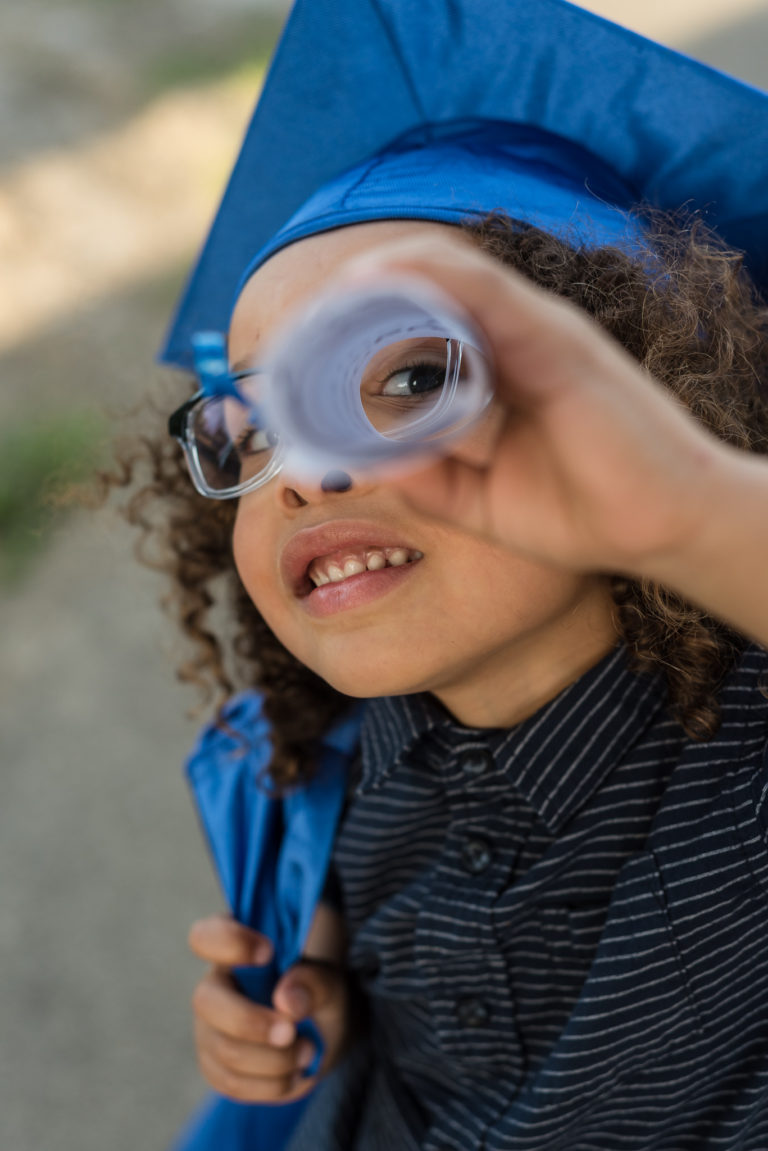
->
<box><xmin>1</xmin><ymin>5</ymin><xmax>282</xmax><ymax>1147</ymax></box>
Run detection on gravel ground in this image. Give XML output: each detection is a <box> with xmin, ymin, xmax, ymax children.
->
<box><xmin>1</xmin><ymin>3</ymin><xmax>765</xmax><ymax>1150</ymax></box>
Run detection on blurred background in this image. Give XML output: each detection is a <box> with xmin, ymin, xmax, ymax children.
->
<box><xmin>1</xmin><ymin>2</ymin><xmax>765</xmax><ymax>1148</ymax></box>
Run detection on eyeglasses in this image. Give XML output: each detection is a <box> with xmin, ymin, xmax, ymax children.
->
<box><xmin>168</xmin><ymin>369</ymin><xmax>284</xmax><ymax>500</ymax></box>
<box><xmin>169</xmin><ymin>336</ymin><xmax>482</xmax><ymax>500</ymax></box>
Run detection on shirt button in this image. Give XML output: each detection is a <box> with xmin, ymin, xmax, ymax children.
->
<box><xmin>456</xmin><ymin>997</ymin><xmax>490</xmax><ymax>1028</ymax></box>
<box><xmin>457</xmin><ymin>749</ymin><xmax>494</xmax><ymax>776</ymax></box>
<box><xmin>460</xmin><ymin>836</ymin><xmax>493</xmax><ymax>874</ymax></box>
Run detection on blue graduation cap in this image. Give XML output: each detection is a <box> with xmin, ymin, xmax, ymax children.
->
<box><xmin>160</xmin><ymin>0</ymin><xmax>768</xmax><ymax>371</ymax></box>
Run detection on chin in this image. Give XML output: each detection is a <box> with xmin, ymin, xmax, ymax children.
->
<box><xmin>301</xmin><ymin>649</ymin><xmax>434</xmax><ymax>701</ymax></box>
<box><xmin>315</xmin><ymin>667</ymin><xmax>418</xmax><ymax>700</ymax></box>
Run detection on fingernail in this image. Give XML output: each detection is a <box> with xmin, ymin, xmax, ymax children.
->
<box><xmin>296</xmin><ymin>1039</ymin><xmax>315</xmax><ymax>1070</ymax></box>
<box><xmin>268</xmin><ymin>1020</ymin><xmax>295</xmax><ymax>1047</ymax></box>
<box><xmin>252</xmin><ymin>941</ymin><xmax>272</xmax><ymax>966</ymax></box>
<box><xmin>285</xmin><ymin>985</ymin><xmax>312</xmax><ymax>1017</ymax></box>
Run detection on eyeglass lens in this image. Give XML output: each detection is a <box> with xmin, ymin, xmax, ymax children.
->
<box><xmin>189</xmin><ymin>374</ymin><xmax>276</xmax><ymax>493</ymax></box>
<box><xmin>187</xmin><ymin>337</ymin><xmax>478</xmax><ymax>493</ymax></box>
<box><xmin>358</xmin><ymin>337</ymin><xmax>464</xmax><ymax>440</ymax></box>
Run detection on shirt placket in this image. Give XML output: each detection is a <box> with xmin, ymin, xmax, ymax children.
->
<box><xmin>414</xmin><ymin>743</ymin><xmax>531</xmax><ymax>1148</ymax></box>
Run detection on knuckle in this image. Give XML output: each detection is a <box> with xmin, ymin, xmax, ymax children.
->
<box><xmin>197</xmin><ymin>1051</ymin><xmax>230</xmax><ymax>1096</ymax></box>
<box><xmin>227</xmin><ymin>1003</ymin><xmax>267</xmax><ymax>1044</ymax></box>
<box><xmin>193</xmin><ymin>1017</ymin><xmax>214</xmax><ymax>1056</ymax></box>
<box><xmin>198</xmin><ymin>1051</ymin><xmax>292</xmax><ymax>1104</ymax></box>
<box><xmin>198</xmin><ymin>1052</ymin><xmax>251</xmax><ymax>1103</ymax></box>
<box><xmin>187</xmin><ymin>919</ymin><xmax>205</xmax><ymax>953</ymax></box>
<box><xmin>191</xmin><ymin>986</ymin><xmax>209</xmax><ymax>1023</ymax></box>
<box><xmin>207</xmin><ymin>1031</ymin><xmax>233</xmax><ymax>1067</ymax></box>
<box><xmin>257</xmin><ymin>1076</ymin><xmax>294</xmax><ymax>1103</ymax></box>
<box><xmin>210</xmin><ymin>1031</ymin><xmax>249</xmax><ymax>1073</ymax></box>
<box><xmin>211</xmin><ymin>1030</ymin><xmax>298</xmax><ymax>1079</ymax></box>
<box><xmin>192</xmin><ymin>975</ymin><xmax>275</xmax><ymax>1045</ymax></box>
<box><xmin>216</xmin><ymin>1072</ymin><xmax>252</xmax><ymax>1103</ymax></box>
<box><xmin>192</xmin><ymin>974</ymin><xmax>251</xmax><ymax>1036</ymax></box>
<box><xmin>191</xmin><ymin>977</ymin><xmax>217</xmax><ymax>1019</ymax></box>
<box><xmin>187</xmin><ymin>915</ymin><xmax>223</xmax><ymax>957</ymax></box>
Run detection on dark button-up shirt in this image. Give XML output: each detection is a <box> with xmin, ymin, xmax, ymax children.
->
<box><xmin>288</xmin><ymin>644</ymin><xmax>768</xmax><ymax>1150</ymax></box>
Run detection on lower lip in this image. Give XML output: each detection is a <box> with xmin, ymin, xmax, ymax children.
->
<box><xmin>299</xmin><ymin>561</ymin><xmax>421</xmax><ymax>618</ymax></box>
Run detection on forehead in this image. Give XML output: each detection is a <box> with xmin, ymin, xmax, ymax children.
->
<box><xmin>229</xmin><ymin>218</ymin><xmax>457</xmax><ymax>362</ymax></box>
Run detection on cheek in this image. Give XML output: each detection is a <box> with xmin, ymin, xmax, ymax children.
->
<box><xmin>232</xmin><ymin>509</ymin><xmax>281</xmax><ymax>618</ymax></box>
<box><xmin>415</xmin><ymin>553</ymin><xmax>611</xmax><ymax>672</ymax></box>
<box><xmin>427</xmin><ymin>547</ymin><xmax>578</xmax><ymax>623</ymax></box>
<box><xmin>231</xmin><ymin>511</ymin><xmax>254</xmax><ymax>588</ymax></box>
<box><xmin>232</xmin><ymin>507</ymin><xmax>318</xmax><ymax>664</ymax></box>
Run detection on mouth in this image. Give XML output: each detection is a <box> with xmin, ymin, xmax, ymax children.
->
<box><xmin>307</xmin><ymin>546</ymin><xmax>423</xmax><ymax>590</ymax></box>
<box><xmin>281</xmin><ymin>520</ymin><xmax>424</xmax><ymax>600</ymax></box>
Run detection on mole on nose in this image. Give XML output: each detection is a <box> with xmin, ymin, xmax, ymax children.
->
<box><xmin>321</xmin><ymin>470</ymin><xmax>354</xmax><ymax>493</ymax></box>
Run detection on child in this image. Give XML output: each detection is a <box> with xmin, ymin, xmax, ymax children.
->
<box><xmin>115</xmin><ymin>1</ymin><xmax>768</xmax><ymax>1147</ymax></box>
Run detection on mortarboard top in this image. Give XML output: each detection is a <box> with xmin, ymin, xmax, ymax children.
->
<box><xmin>160</xmin><ymin>0</ymin><xmax>768</xmax><ymax>371</ymax></box>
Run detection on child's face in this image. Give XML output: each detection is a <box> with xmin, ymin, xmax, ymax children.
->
<box><xmin>229</xmin><ymin>221</ymin><xmax>617</xmax><ymax>727</ymax></box>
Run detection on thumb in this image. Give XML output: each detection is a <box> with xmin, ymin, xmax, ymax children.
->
<box><xmin>272</xmin><ymin>960</ymin><xmax>341</xmax><ymax>1022</ymax></box>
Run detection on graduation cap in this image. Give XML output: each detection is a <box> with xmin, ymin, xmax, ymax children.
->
<box><xmin>160</xmin><ymin>0</ymin><xmax>768</xmax><ymax>373</ymax></box>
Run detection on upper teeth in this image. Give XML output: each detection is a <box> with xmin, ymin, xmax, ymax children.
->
<box><xmin>309</xmin><ymin>547</ymin><xmax>423</xmax><ymax>588</ymax></box>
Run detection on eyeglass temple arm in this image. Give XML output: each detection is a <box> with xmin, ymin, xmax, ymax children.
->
<box><xmin>168</xmin><ymin>394</ymin><xmax>202</xmax><ymax>439</ymax></box>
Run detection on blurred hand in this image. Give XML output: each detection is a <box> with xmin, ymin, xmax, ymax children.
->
<box><xmin>188</xmin><ymin>914</ymin><xmax>350</xmax><ymax>1104</ymax></box>
<box><xmin>340</xmin><ymin>232</ymin><xmax>721</xmax><ymax>584</ymax></box>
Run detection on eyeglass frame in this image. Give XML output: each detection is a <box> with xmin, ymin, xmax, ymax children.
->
<box><xmin>168</xmin><ymin>373</ymin><xmax>286</xmax><ymax>501</ymax></box>
<box><xmin>169</xmin><ymin>332</ymin><xmax>484</xmax><ymax>500</ymax></box>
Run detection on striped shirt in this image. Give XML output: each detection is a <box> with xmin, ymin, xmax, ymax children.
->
<box><xmin>288</xmin><ymin>643</ymin><xmax>768</xmax><ymax>1150</ymax></box>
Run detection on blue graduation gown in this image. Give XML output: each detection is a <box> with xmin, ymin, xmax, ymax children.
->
<box><xmin>171</xmin><ymin>692</ymin><xmax>363</xmax><ymax>1151</ymax></box>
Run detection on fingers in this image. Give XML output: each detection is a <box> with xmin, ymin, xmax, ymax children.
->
<box><xmin>196</xmin><ymin>1049</ymin><xmax>305</xmax><ymax>1104</ymax></box>
<box><xmin>192</xmin><ymin>967</ymin><xmax>289</xmax><ymax>1044</ymax></box>
<box><xmin>339</xmin><ymin>232</ymin><xmax>706</xmax><ymax>560</ymax></box>
<box><xmin>195</xmin><ymin>1021</ymin><xmax>316</xmax><ymax>1103</ymax></box>
<box><xmin>191</xmin><ymin>967</ymin><xmax>316</xmax><ymax>1103</ymax></box>
<box><xmin>194</xmin><ymin>1015</ymin><xmax>312</xmax><ymax>1079</ymax></box>
<box><xmin>188</xmin><ymin>918</ymin><xmax>350</xmax><ymax>1103</ymax></box>
<box><xmin>188</xmin><ymin>913</ymin><xmax>273</xmax><ymax>967</ymax></box>
<box><xmin>273</xmin><ymin>960</ymin><xmax>351</xmax><ymax>1076</ymax></box>
<box><xmin>339</xmin><ymin>230</ymin><xmax>635</xmax><ymax>407</ymax></box>
<box><xmin>272</xmin><ymin>960</ymin><xmax>341</xmax><ymax>1021</ymax></box>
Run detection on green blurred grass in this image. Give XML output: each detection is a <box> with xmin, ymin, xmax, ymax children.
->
<box><xmin>142</xmin><ymin>13</ymin><xmax>281</xmax><ymax>96</ymax></box>
<box><xmin>0</xmin><ymin>411</ymin><xmax>108</xmax><ymax>585</ymax></box>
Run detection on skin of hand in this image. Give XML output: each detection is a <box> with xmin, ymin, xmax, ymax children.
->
<box><xmin>188</xmin><ymin>908</ymin><xmax>350</xmax><ymax>1103</ymax></box>
<box><xmin>334</xmin><ymin>232</ymin><xmax>768</xmax><ymax>647</ymax></box>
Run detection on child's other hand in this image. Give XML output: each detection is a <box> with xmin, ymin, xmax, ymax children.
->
<box><xmin>188</xmin><ymin>914</ymin><xmax>349</xmax><ymax>1103</ymax></box>
<box><xmin>342</xmin><ymin>233</ymin><xmax>721</xmax><ymax>585</ymax></box>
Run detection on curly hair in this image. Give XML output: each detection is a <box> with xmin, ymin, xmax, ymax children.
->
<box><xmin>101</xmin><ymin>211</ymin><xmax>768</xmax><ymax>784</ymax></box>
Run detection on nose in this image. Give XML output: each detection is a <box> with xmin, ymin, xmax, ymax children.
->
<box><xmin>278</xmin><ymin>467</ymin><xmax>357</xmax><ymax>509</ymax></box>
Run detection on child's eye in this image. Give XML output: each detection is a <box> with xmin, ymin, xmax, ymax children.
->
<box><xmin>379</xmin><ymin>361</ymin><xmax>446</xmax><ymax>398</ymax></box>
<box><xmin>233</xmin><ymin>426</ymin><xmax>277</xmax><ymax>458</ymax></box>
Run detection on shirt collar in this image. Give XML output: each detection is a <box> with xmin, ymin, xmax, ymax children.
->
<box><xmin>358</xmin><ymin>644</ymin><xmax>668</xmax><ymax>835</ymax></box>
